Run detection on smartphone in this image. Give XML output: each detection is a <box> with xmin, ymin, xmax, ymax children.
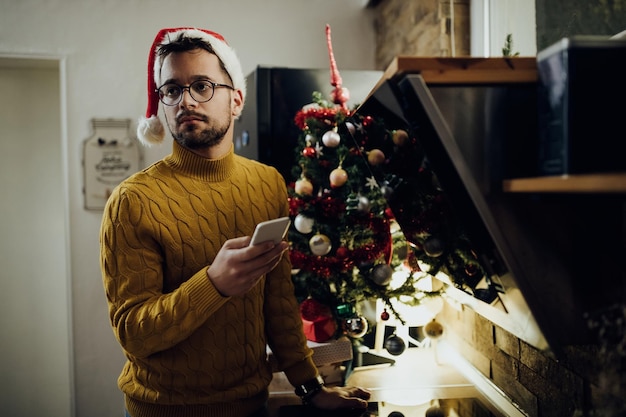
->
<box><xmin>250</xmin><ymin>217</ymin><xmax>291</xmax><ymax>246</ymax></box>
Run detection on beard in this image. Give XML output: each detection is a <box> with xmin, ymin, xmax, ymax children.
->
<box><xmin>171</xmin><ymin>111</ymin><xmax>231</xmax><ymax>151</ymax></box>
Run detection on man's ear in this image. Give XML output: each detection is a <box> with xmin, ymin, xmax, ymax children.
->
<box><xmin>232</xmin><ymin>88</ymin><xmax>244</xmax><ymax>118</ymax></box>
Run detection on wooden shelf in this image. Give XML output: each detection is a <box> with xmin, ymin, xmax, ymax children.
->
<box><xmin>366</xmin><ymin>56</ymin><xmax>538</xmax><ymax>101</ymax></box>
<box><xmin>503</xmin><ymin>173</ymin><xmax>626</xmax><ymax>193</ymax></box>
<box><xmin>381</xmin><ymin>56</ymin><xmax>537</xmax><ymax>83</ymax></box>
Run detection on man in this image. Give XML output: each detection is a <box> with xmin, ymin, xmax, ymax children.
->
<box><xmin>100</xmin><ymin>27</ymin><xmax>370</xmax><ymax>417</ymax></box>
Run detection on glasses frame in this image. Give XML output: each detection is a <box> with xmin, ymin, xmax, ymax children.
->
<box><xmin>156</xmin><ymin>79</ymin><xmax>235</xmax><ymax>106</ymax></box>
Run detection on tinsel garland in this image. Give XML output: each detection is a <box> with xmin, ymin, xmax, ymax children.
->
<box><xmin>289</xmin><ymin>213</ymin><xmax>392</xmax><ymax>278</ymax></box>
<box><xmin>294</xmin><ymin>104</ymin><xmax>350</xmax><ymax>131</ymax></box>
<box><xmin>289</xmin><ymin>194</ymin><xmax>346</xmax><ymax>219</ymax></box>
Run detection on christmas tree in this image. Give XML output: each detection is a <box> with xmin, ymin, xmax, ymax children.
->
<box><xmin>286</xmin><ymin>26</ymin><xmax>443</xmax><ymax>345</ymax></box>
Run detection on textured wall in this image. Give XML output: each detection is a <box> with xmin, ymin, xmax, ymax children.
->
<box><xmin>536</xmin><ymin>0</ymin><xmax>626</xmax><ymax>50</ymax></box>
<box><xmin>371</xmin><ymin>0</ymin><xmax>470</xmax><ymax>69</ymax></box>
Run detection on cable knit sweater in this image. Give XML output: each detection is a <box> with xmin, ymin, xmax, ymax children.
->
<box><xmin>100</xmin><ymin>142</ymin><xmax>317</xmax><ymax>417</ymax></box>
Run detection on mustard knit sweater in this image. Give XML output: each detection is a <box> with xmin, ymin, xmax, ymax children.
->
<box><xmin>100</xmin><ymin>142</ymin><xmax>317</xmax><ymax>417</ymax></box>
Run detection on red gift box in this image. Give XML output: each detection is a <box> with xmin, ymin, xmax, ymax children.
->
<box><xmin>302</xmin><ymin>316</ymin><xmax>337</xmax><ymax>342</ymax></box>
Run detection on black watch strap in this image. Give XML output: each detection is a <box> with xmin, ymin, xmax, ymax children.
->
<box><xmin>294</xmin><ymin>375</ymin><xmax>325</xmax><ymax>404</ymax></box>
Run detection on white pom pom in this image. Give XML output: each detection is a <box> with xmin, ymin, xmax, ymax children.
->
<box><xmin>136</xmin><ymin>115</ymin><xmax>165</xmax><ymax>147</ymax></box>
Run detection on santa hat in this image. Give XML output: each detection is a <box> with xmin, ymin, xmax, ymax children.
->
<box><xmin>137</xmin><ymin>27</ymin><xmax>246</xmax><ymax>146</ymax></box>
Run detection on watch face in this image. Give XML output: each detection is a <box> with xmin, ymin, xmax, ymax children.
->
<box><xmin>295</xmin><ymin>375</ymin><xmax>324</xmax><ymax>397</ymax></box>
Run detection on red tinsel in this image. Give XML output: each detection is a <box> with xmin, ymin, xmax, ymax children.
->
<box><xmin>316</xmin><ymin>195</ymin><xmax>346</xmax><ymax>218</ymax></box>
<box><xmin>290</xmin><ymin>215</ymin><xmax>392</xmax><ymax>277</ymax></box>
<box><xmin>294</xmin><ymin>107</ymin><xmax>350</xmax><ymax>130</ymax></box>
<box><xmin>288</xmin><ymin>196</ymin><xmax>306</xmax><ymax>216</ymax></box>
<box><xmin>289</xmin><ymin>195</ymin><xmax>346</xmax><ymax>220</ymax></box>
<box><xmin>300</xmin><ymin>298</ymin><xmax>331</xmax><ymax>321</ymax></box>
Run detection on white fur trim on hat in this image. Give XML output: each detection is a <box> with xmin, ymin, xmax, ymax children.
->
<box><xmin>137</xmin><ymin>27</ymin><xmax>246</xmax><ymax>147</ymax></box>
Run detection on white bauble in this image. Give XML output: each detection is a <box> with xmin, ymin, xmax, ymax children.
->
<box><xmin>322</xmin><ymin>130</ymin><xmax>341</xmax><ymax>147</ymax></box>
<box><xmin>294</xmin><ymin>214</ymin><xmax>314</xmax><ymax>234</ymax></box>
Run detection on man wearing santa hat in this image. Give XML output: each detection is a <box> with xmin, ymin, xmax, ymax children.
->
<box><xmin>100</xmin><ymin>27</ymin><xmax>370</xmax><ymax>417</ymax></box>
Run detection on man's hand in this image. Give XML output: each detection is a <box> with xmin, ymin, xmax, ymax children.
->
<box><xmin>206</xmin><ymin>236</ymin><xmax>289</xmax><ymax>296</ymax></box>
<box><xmin>309</xmin><ymin>385</ymin><xmax>371</xmax><ymax>410</ymax></box>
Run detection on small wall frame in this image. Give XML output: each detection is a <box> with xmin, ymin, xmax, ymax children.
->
<box><xmin>83</xmin><ymin>118</ymin><xmax>141</xmax><ymax>210</ymax></box>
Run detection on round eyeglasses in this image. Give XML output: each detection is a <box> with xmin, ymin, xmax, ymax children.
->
<box><xmin>156</xmin><ymin>79</ymin><xmax>235</xmax><ymax>106</ymax></box>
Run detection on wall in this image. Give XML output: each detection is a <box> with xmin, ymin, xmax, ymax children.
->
<box><xmin>0</xmin><ymin>2</ymin><xmax>377</xmax><ymax>416</ymax></box>
<box><xmin>0</xmin><ymin>60</ymin><xmax>72</xmax><ymax>417</ymax></box>
<box><xmin>372</xmin><ymin>0</ymin><xmax>470</xmax><ymax>68</ymax></box>
<box><xmin>370</xmin><ymin>0</ymin><xmax>537</xmax><ymax>69</ymax></box>
<box><xmin>471</xmin><ymin>0</ymin><xmax>537</xmax><ymax>57</ymax></box>
<box><xmin>536</xmin><ymin>0</ymin><xmax>626</xmax><ymax>50</ymax></box>
<box><xmin>371</xmin><ymin>1</ymin><xmax>625</xmax><ymax>417</ymax></box>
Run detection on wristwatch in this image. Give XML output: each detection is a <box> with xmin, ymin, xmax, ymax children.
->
<box><xmin>294</xmin><ymin>375</ymin><xmax>325</xmax><ymax>405</ymax></box>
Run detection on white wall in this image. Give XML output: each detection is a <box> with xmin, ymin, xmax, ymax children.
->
<box><xmin>471</xmin><ymin>0</ymin><xmax>537</xmax><ymax>56</ymax></box>
<box><xmin>0</xmin><ymin>60</ymin><xmax>72</xmax><ymax>417</ymax></box>
<box><xmin>0</xmin><ymin>1</ymin><xmax>376</xmax><ymax>417</ymax></box>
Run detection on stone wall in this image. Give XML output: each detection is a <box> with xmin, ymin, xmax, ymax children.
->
<box><xmin>438</xmin><ymin>302</ymin><xmax>607</xmax><ymax>417</ymax></box>
<box><xmin>371</xmin><ymin>0</ymin><xmax>470</xmax><ymax>70</ymax></box>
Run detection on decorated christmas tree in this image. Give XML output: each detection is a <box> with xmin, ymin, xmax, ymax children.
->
<box><xmin>286</xmin><ymin>26</ymin><xmax>443</xmax><ymax>347</ymax></box>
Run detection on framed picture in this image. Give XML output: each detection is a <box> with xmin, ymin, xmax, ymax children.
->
<box><xmin>83</xmin><ymin>118</ymin><xmax>141</xmax><ymax>210</ymax></box>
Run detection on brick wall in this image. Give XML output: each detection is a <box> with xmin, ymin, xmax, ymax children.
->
<box><xmin>437</xmin><ymin>299</ymin><xmax>626</xmax><ymax>417</ymax></box>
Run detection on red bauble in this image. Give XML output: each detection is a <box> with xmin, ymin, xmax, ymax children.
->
<box><xmin>336</xmin><ymin>247</ymin><xmax>349</xmax><ymax>259</ymax></box>
<box><xmin>302</xmin><ymin>146</ymin><xmax>316</xmax><ymax>157</ymax></box>
<box><xmin>380</xmin><ymin>309</ymin><xmax>390</xmax><ymax>321</ymax></box>
<box><xmin>465</xmin><ymin>263</ymin><xmax>479</xmax><ymax>276</ymax></box>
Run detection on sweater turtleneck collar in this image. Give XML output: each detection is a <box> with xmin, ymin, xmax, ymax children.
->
<box><xmin>165</xmin><ymin>141</ymin><xmax>237</xmax><ymax>182</ymax></box>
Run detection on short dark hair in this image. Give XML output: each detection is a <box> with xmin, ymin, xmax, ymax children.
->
<box><xmin>157</xmin><ymin>33</ymin><xmax>231</xmax><ymax>82</ymax></box>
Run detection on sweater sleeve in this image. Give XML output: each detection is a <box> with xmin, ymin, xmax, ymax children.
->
<box><xmin>100</xmin><ymin>185</ymin><xmax>229</xmax><ymax>359</ymax></box>
<box><xmin>262</xmin><ymin>178</ymin><xmax>319</xmax><ymax>386</ymax></box>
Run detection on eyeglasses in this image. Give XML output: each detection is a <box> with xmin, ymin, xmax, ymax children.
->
<box><xmin>156</xmin><ymin>79</ymin><xmax>235</xmax><ymax>106</ymax></box>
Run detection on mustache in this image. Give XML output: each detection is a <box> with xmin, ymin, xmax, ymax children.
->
<box><xmin>176</xmin><ymin>111</ymin><xmax>209</xmax><ymax>124</ymax></box>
